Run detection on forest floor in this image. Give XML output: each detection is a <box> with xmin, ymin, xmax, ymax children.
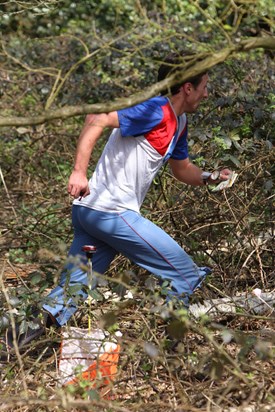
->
<box><xmin>0</xmin><ymin>244</ymin><xmax>274</xmax><ymax>412</ymax></box>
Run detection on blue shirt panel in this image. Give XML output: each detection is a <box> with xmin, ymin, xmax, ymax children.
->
<box><xmin>117</xmin><ymin>97</ymin><xmax>169</xmax><ymax>137</ymax></box>
<box><xmin>170</xmin><ymin>124</ymin><xmax>189</xmax><ymax>160</ymax></box>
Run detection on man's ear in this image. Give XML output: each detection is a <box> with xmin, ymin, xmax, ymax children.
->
<box><xmin>182</xmin><ymin>82</ymin><xmax>192</xmax><ymax>95</ymax></box>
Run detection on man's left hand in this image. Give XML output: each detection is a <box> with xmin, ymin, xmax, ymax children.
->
<box><xmin>218</xmin><ymin>168</ymin><xmax>232</xmax><ymax>181</ymax></box>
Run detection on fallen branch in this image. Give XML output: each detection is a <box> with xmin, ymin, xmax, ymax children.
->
<box><xmin>0</xmin><ymin>36</ymin><xmax>274</xmax><ymax>127</ymax></box>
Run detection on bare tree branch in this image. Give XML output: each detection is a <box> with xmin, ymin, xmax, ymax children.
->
<box><xmin>0</xmin><ymin>36</ymin><xmax>274</xmax><ymax>128</ymax></box>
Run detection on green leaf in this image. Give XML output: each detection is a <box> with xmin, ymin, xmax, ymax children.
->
<box><xmin>89</xmin><ymin>289</ymin><xmax>104</xmax><ymax>301</ymax></box>
<box><xmin>68</xmin><ymin>284</ymin><xmax>84</xmax><ymax>295</ymax></box>
<box><xmin>167</xmin><ymin>320</ymin><xmax>188</xmax><ymax>340</ymax></box>
<box><xmin>232</xmin><ymin>140</ymin><xmax>244</xmax><ymax>152</ymax></box>
<box><xmin>222</xmin><ymin>136</ymin><xmax>232</xmax><ymax>148</ymax></box>
<box><xmin>229</xmin><ymin>132</ymin><xmax>240</xmax><ymax>141</ymax></box>
<box><xmin>224</xmin><ymin>154</ymin><xmax>241</xmax><ymax>167</ymax></box>
<box><xmin>30</xmin><ymin>273</ymin><xmax>43</xmax><ymax>285</ymax></box>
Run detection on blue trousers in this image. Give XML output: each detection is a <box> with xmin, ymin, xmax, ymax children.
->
<box><xmin>43</xmin><ymin>205</ymin><xmax>210</xmax><ymax>325</ymax></box>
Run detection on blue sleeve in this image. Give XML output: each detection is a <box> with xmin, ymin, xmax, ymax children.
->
<box><xmin>118</xmin><ymin>99</ymin><xmax>165</xmax><ymax>137</ymax></box>
<box><xmin>170</xmin><ymin>126</ymin><xmax>189</xmax><ymax>160</ymax></box>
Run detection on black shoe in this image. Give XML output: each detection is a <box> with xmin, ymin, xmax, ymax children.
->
<box><xmin>0</xmin><ymin>309</ymin><xmax>56</xmax><ymax>361</ymax></box>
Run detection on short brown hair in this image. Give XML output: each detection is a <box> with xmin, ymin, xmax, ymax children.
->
<box><xmin>157</xmin><ymin>52</ymin><xmax>207</xmax><ymax>96</ymax></box>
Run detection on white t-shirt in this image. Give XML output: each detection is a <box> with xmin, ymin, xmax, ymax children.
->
<box><xmin>73</xmin><ymin>96</ymin><xmax>188</xmax><ymax>213</ymax></box>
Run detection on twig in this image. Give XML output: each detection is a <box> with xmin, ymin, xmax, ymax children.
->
<box><xmin>192</xmin><ymin>0</ymin><xmax>233</xmax><ymax>45</ymax></box>
<box><xmin>0</xmin><ymin>265</ymin><xmax>28</xmax><ymax>395</ymax></box>
<box><xmin>6</xmin><ymin>259</ymin><xmax>32</xmax><ymax>291</ymax></box>
<box><xmin>0</xmin><ymin>166</ymin><xmax>18</xmax><ymax>219</ymax></box>
<box><xmin>0</xmin><ymin>37</ymin><xmax>274</xmax><ymax>127</ymax></box>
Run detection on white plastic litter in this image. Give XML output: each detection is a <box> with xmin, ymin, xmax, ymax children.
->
<box><xmin>252</xmin><ymin>288</ymin><xmax>262</xmax><ymax>298</ymax></box>
<box><xmin>59</xmin><ymin>327</ymin><xmax>121</xmax><ymax>387</ymax></box>
<box><xmin>189</xmin><ymin>292</ymin><xmax>275</xmax><ymax>318</ymax></box>
<box><xmin>212</xmin><ymin>171</ymin><xmax>238</xmax><ymax>191</ymax></box>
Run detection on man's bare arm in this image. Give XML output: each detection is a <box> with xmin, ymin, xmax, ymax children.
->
<box><xmin>169</xmin><ymin>158</ymin><xmax>231</xmax><ymax>186</ymax></box>
<box><xmin>68</xmin><ymin>112</ymin><xmax>119</xmax><ymax>198</ymax></box>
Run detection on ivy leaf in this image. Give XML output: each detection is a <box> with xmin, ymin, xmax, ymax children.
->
<box><xmin>222</xmin><ymin>136</ymin><xmax>232</xmax><ymax>148</ymax></box>
<box><xmin>68</xmin><ymin>284</ymin><xmax>84</xmax><ymax>295</ymax></box>
<box><xmin>89</xmin><ymin>289</ymin><xmax>104</xmax><ymax>302</ymax></box>
<box><xmin>223</xmin><ymin>154</ymin><xmax>241</xmax><ymax>167</ymax></box>
<box><xmin>30</xmin><ymin>272</ymin><xmax>43</xmax><ymax>285</ymax></box>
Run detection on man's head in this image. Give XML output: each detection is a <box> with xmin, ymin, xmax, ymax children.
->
<box><xmin>157</xmin><ymin>52</ymin><xmax>209</xmax><ymax>113</ymax></box>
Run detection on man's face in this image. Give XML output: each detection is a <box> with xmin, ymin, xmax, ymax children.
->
<box><xmin>184</xmin><ymin>74</ymin><xmax>209</xmax><ymax>113</ymax></box>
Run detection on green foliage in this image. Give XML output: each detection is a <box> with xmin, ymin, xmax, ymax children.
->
<box><xmin>0</xmin><ymin>0</ymin><xmax>274</xmax><ymax>129</ymax></box>
<box><xmin>0</xmin><ymin>1</ymin><xmax>274</xmax><ymax>410</ymax></box>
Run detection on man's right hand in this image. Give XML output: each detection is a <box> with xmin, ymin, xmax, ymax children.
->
<box><xmin>67</xmin><ymin>171</ymin><xmax>90</xmax><ymax>199</ymax></box>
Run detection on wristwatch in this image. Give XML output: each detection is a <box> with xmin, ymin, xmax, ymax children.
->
<box><xmin>201</xmin><ymin>171</ymin><xmax>220</xmax><ymax>185</ymax></box>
